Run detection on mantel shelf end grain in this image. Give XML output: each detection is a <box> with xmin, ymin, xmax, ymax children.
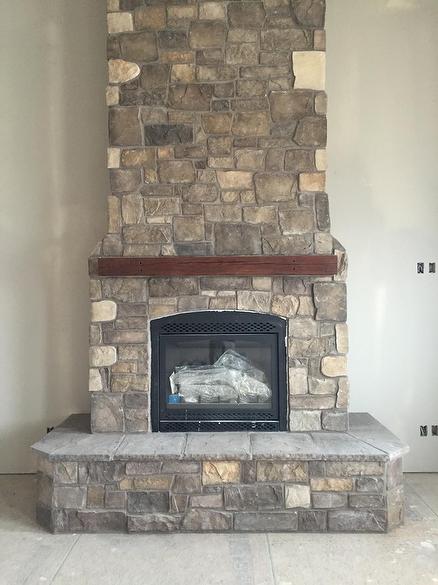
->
<box><xmin>91</xmin><ymin>255</ymin><xmax>338</xmax><ymax>278</ymax></box>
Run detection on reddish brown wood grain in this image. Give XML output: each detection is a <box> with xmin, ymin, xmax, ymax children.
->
<box><xmin>92</xmin><ymin>255</ymin><xmax>338</xmax><ymax>277</ymax></box>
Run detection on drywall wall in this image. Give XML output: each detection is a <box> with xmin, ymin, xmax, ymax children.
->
<box><xmin>0</xmin><ymin>0</ymin><xmax>108</xmax><ymax>472</ymax></box>
<box><xmin>327</xmin><ymin>0</ymin><xmax>438</xmax><ymax>470</ymax></box>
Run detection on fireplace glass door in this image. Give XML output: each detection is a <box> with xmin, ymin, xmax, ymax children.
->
<box><xmin>150</xmin><ymin>311</ymin><xmax>287</xmax><ymax>432</ymax></box>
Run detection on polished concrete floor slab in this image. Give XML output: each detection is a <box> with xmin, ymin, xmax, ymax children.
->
<box><xmin>0</xmin><ymin>474</ymin><xmax>437</xmax><ymax>585</ymax></box>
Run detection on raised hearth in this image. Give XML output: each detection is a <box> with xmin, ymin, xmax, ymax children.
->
<box><xmin>33</xmin><ymin>413</ymin><xmax>408</xmax><ymax>534</ymax></box>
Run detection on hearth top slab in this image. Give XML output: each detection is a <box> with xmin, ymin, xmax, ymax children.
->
<box><xmin>32</xmin><ymin>413</ymin><xmax>408</xmax><ymax>463</ymax></box>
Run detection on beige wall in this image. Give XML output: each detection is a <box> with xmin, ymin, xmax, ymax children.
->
<box><xmin>327</xmin><ymin>0</ymin><xmax>438</xmax><ymax>470</ymax></box>
<box><xmin>2</xmin><ymin>0</ymin><xmax>438</xmax><ymax>472</ymax></box>
<box><xmin>0</xmin><ymin>0</ymin><xmax>108</xmax><ymax>472</ymax></box>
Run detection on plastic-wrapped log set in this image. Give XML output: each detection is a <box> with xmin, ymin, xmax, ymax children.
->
<box><xmin>169</xmin><ymin>350</ymin><xmax>271</xmax><ymax>404</ymax></box>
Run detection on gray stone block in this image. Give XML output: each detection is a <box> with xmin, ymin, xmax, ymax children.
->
<box><xmin>127</xmin><ymin>492</ymin><xmax>170</xmax><ymax>514</ymax></box>
<box><xmin>184</xmin><ymin>432</ymin><xmax>251</xmax><ymax>460</ymax></box>
<box><xmin>234</xmin><ymin>512</ymin><xmax>298</xmax><ymax>532</ymax></box>
<box><xmin>328</xmin><ymin>510</ymin><xmax>387</xmax><ymax>533</ymax></box>
<box><xmin>298</xmin><ymin>510</ymin><xmax>327</xmax><ymax>531</ymax></box>
<box><xmin>355</xmin><ymin>477</ymin><xmax>384</xmax><ymax>493</ymax></box>
<box><xmin>182</xmin><ymin>509</ymin><xmax>232</xmax><ymax>531</ymax></box>
<box><xmin>322</xmin><ymin>411</ymin><xmax>348</xmax><ymax>432</ymax></box>
<box><xmin>128</xmin><ymin>514</ymin><xmax>181</xmax><ymax>533</ymax></box>
<box><xmin>224</xmin><ymin>485</ymin><xmax>283</xmax><ymax>511</ymax></box>
<box><xmin>349</xmin><ymin>495</ymin><xmax>386</xmax><ymax>509</ymax></box>
<box><xmin>53</xmin><ymin>487</ymin><xmax>87</xmax><ymax>510</ymax></box>
<box><xmin>312</xmin><ymin>493</ymin><xmax>347</xmax><ymax>509</ymax></box>
<box><xmin>69</xmin><ymin>511</ymin><xmax>126</xmax><ymax>533</ymax></box>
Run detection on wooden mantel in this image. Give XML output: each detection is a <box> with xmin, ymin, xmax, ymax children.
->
<box><xmin>91</xmin><ymin>255</ymin><xmax>338</xmax><ymax>278</ymax></box>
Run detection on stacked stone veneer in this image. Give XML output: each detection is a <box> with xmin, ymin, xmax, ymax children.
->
<box><xmin>36</xmin><ymin>453</ymin><xmax>404</xmax><ymax>533</ymax></box>
<box><xmin>89</xmin><ymin>0</ymin><xmax>350</xmax><ymax>433</ymax></box>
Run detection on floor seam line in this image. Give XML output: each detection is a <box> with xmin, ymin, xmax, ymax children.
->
<box><xmin>265</xmin><ymin>533</ymin><xmax>278</xmax><ymax>585</ymax></box>
<box><xmin>47</xmin><ymin>534</ymin><xmax>81</xmax><ymax>585</ymax></box>
<box><xmin>406</xmin><ymin>481</ymin><xmax>438</xmax><ymax>520</ymax></box>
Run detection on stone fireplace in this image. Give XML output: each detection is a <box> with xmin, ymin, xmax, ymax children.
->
<box><xmin>32</xmin><ymin>0</ymin><xmax>408</xmax><ymax>534</ymax></box>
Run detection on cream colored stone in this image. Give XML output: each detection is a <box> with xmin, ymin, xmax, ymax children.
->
<box><xmin>310</xmin><ymin>478</ymin><xmax>354</xmax><ymax>492</ymax></box>
<box><xmin>89</xmin><ymin>346</ymin><xmax>117</xmax><ymax>367</ymax></box>
<box><xmin>108</xmin><ymin>196</ymin><xmax>121</xmax><ymax>233</ymax></box>
<box><xmin>171</xmin><ymin>64</ymin><xmax>196</xmax><ymax>83</ymax></box>
<box><xmin>89</xmin><ymin>368</ymin><xmax>103</xmax><ymax>392</ymax></box>
<box><xmin>289</xmin><ymin>410</ymin><xmax>321</xmax><ymax>431</ymax></box>
<box><xmin>106</xmin><ymin>85</ymin><xmax>119</xmax><ymax>106</ymax></box>
<box><xmin>216</xmin><ymin>171</ymin><xmax>253</xmax><ymax>190</ymax></box>
<box><xmin>107</xmin><ymin>148</ymin><xmax>121</xmax><ymax>169</ymax></box>
<box><xmin>299</xmin><ymin>172</ymin><xmax>326</xmax><ymax>192</ymax></box>
<box><xmin>108</xmin><ymin>59</ymin><xmax>140</xmax><ymax>84</ymax></box>
<box><xmin>315</xmin><ymin>92</ymin><xmax>327</xmax><ymax>115</ymax></box>
<box><xmin>237</xmin><ymin>291</ymin><xmax>271</xmax><ymax>312</ymax></box>
<box><xmin>252</xmin><ymin>277</ymin><xmax>272</xmax><ymax>291</ymax></box>
<box><xmin>168</xmin><ymin>5</ymin><xmax>197</xmax><ymax>22</ymax></box>
<box><xmin>107</xmin><ymin>0</ymin><xmax>119</xmax><ymax>12</ymax></box>
<box><xmin>202</xmin><ymin>461</ymin><xmax>241</xmax><ymax>485</ymax></box>
<box><xmin>315</xmin><ymin>149</ymin><xmax>327</xmax><ymax>171</ymax></box>
<box><xmin>91</xmin><ymin>300</ymin><xmax>117</xmax><ymax>322</ymax></box>
<box><xmin>271</xmin><ymin>295</ymin><xmax>299</xmax><ymax>317</ymax></box>
<box><xmin>289</xmin><ymin>367</ymin><xmax>308</xmax><ymax>395</ymax></box>
<box><xmin>199</xmin><ymin>2</ymin><xmax>226</xmax><ymax>19</ymax></box>
<box><xmin>314</xmin><ymin>233</ymin><xmax>333</xmax><ymax>254</ymax></box>
<box><xmin>107</xmin><ymin>12</ymin><xmax>134</xmax><ymax>34</ymax></box>
<box><xmin>285</xmin><ymin>484</ymin><xmax>311</xmax><ymax>509</ymax></box>
<box><xmin>336</xmin><ymin>377</ymin><xmax>349</xmax><ymax>408</ymax></box>
<box><xmin>122</xmin><ymin>194</ymin><xmax>144</xmax><ymax>224</ymax></box>
<box><xmin>298</xmin><ymin>296</ymin><xmax>314</xmax><ymax>317</ymax></box>
<box><xmin>321</xmin><ymin>355</ymin><xmax>348</xmax><ymax>377</ymax></box>
<box><xmin>335</xmin><ymin>323</ymin><xmax>349</xmax><ymax>354</ymax></box>
<box><xmin>293</xmin><ymin>51</ymin><xmax>326</xmax><ymax>90</ymax></box>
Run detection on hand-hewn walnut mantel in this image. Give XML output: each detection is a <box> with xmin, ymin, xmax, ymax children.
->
<box><xmin>92</xmin><ymin>255</ymin><xmax>338</xmax><ymax>277</ymax></box>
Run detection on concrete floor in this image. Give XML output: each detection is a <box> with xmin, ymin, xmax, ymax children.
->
<box><xmin>0</xmin><ymin>474</ymin><xmax>437</xmax><ymax>585</ymax></box>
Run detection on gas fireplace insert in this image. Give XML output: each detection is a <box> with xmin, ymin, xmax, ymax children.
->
<box><xmin>150</xmin><ymin>311</ymin><xmax>287</xmax><ymax>432</ymax></box>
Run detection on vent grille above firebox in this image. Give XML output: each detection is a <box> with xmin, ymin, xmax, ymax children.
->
<box><xmin>161</xmin><ymin>321</ymin><xmax>277</xmax><ymax>335</ymax></box>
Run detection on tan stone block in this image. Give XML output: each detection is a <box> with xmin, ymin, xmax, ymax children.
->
<box><xmin>161</xmin><ymin>51</ymin><xmax>195</xmax><ymax>64</ymax></box>
<box><xmin>171</xmin><ymin>64</ymin><xmax>196</xmax><ymax>83</ymax></box>
<box><xmin>314</xmin><ymin>233</ymin><xmax>332</xmax><ymax>254</ymax></box>
<box><xmin>157</xmin><ymin>146</ymin><xmax>174</xmax><ymax>160</ymax></box>
<box><xmin>174</xmin><ymin>216</ymin><xmax>204</xmax><ymax>242</ymax></box>
<box><xmin>168</xmin><ymin>5</ymin><xmax>197</xmax><ymax>23</ymax></box>
<box><xmin>315</xmin><ymin>92</ymin><xmax>327</xmax><ymax>115</ymax></box>
<box><xmin>144</xmin><ymin>198</ymin><xmax>180</xmax><ymax>217</ymax></box>
<box><xmin>243</xmin><ymin>206</ymin><xmax>276</xmax><ymax>224</ymax></box>
<box><xmin>257</xmin><ymin>461</ymin><xmax>308</xmax><ymax>482</ymax></box>
<box><xmin>308</xmin><ymin>377</ymin><xmax>337</xmax><ymax>395</ymax></box>
<box><xmin>310</xmin><ymin>478</ymin><xmax>354</xmax><ymax>492</ymax></box>
<box><xmin>134</xmin><ymin>6</ymin><xmax>166</xmax><ymax>31</ymax></box>
<box><xmin>189</xmin><ymin>22</ymin><xmax>226</xmax><ymax>49</ymax></box>
<box><xmin>122</xmin><ymin>194</ymin><xmax>144</xmax><ymax>225</ymax></box>
<box><xmin>89</xmin><ymin>369</ymin><xmax>103</xmax><ymax>392</ymax></box>
<box><xmin>158</xmin><ymin>161</ymin><xmax>195</xmax><ymax>183</ymax></box>
<box><xmin>217</xmin><ymin>170</ymin><xmax>253</xmax><ymax>190</ymax></box>
<box><xmin>199</xmin><ymin>2</ymin><xmax>226</xmax><ymax>20</ymax></box>
<box><xmin>107</xmin><ymin>148</ymin><xmax>121</xmax><ymax>169</ymax></box>
<box><xmin>149</xmin><ymin>302</ymin><xmax>177</xmax><ymax>319</ymax></box>
<box><xmin>204</xmin><ymin>204</ymin><xmax>241</xmax><ymax>222</ymax></box>
<box><xmin>315</xmin><ymin>149</ymin><xmax>327</xmax><ymax>171</ymax></box>
<box><xmin>222</xmin><ymin>192</ymin><xmax>239</xmax><ymax>204</ymax></box>
<box><xmin>202</xmin><ymin>113</ymin><xmax>233</xmax><ymax>135</ymax></box>
<box><xmin>299</xmin><ymin>172</ymin><xmax>326</xmax><ymax>192</ymax></box>
<box><xmin>208</xmin><ymin>156</ymin><xmax>234</xmax><ymax>169</ymax></box>
<box><xmin>252</xmin><ymin>277</ymin><xmax>272</xmax><ymax>291</ymax></box>
<box><xmin>321</xmin><ymin>355</ymin><xmax>347</xmax><ymax>377</ymax></box>
<box><xmin>232</xmin><ymin>112</ymin><xmax>270</xmax><ymax>137</ymax></box>
<box><xmin>240</xmin><ymin>190</ymin><xmax>256</xmax><ymax>203</ymax></box>
<box><xmin>326</xmin><ymin>462</ymin><xmax>384</xmax><ymax>477</ymax></box>
<box><xmin>202</xmin><ymin>461</ymin><xmax>240</xmax><ymax>485</ymax></box>
<box><xmin>108</xmin><ymin>59</ymin><xmax>140</xmax><ymax>84</ymax></box>
<box><xmin>89</xmin><ymin>346</ymin><xmax>117</xmax><ymax>367</ymax></box>
<box><xmin>336</xmin><ymin>377</ymin><xmax>349</xmax><ymax>408</ymax></box>
<box><xmin>298</xmin><ymin>296</ymin><xmax>314</xmax><ymax>317</ymax></box>
<box><xmin>279</xmin><ymin>209</ymin><xmax>315</xmax><ymax>234</ymax></box>
<box><xmin>314</xmin><ymin>30</ymin><xmax>326</xmax><ymax>51</ymax></box>
<box><xmin>335</xmin><ymin>323</ymin><xmax>349</xmax><ymax>354</ymax></box>
<box><xmin>293</xmin><ymin>51</ymin><xmax>326</xmax><ymax>90</ymax></box>
<box><xmin>237</xmin><ymin>291</ymin><xmax>271</xmax><ymax>312</ymax></box>
<box><xmin>107</xmin><ymin>0</ymin><xmax>119</xmax><ymax>12</ymax></box>
<box><xmin>285</xmin><ymin>485</ymin><xmax>311</xmax><ymax>509</ymax></box>
<box><xmin>271</xmin><ymin>295</ymin><xmax>299</xmax><ymax>317</ymax></box>
<box><xmin>289</xmin><ymin>410</ymin><xmax>321</xmax><ymax>431</ymax></box>
<box><xmin>107</xmin><ymin>12</ymin><xmax>133</xmax><ymax>34</ymax></box>
<box><xmin>255</xmin><ymin>173</ymin><xmax>295</xmax><ymax>202</ymax></box>
<box><xmin>289</xmin><ymin>367</ymin><xmax>308</xmax><ymax>395</ymax></box>
<box><xmin>107</xmin><ymin>196</ymin><xmax>121</xmax><ymax>234</ymax></box>
<box><xmin>106</xmin><ymin>85</ymin><xmax>119</xmax><ymax>106</ymax></box>
<box><xmin>132</xmin><ymin>476</ymin><xmax>173</xmax><ymax>490</ymax></box>
<box><xmin>91</xmin><ymin>300</ymin><xmax>117</xmax><ymax>322</ymax></box>
<box><xmin>290</xmin><ymin>318</ymin><xmax>318</xmax><ymax>339</ymax></box>
<box><xmin>235</xmin><ymin>149</ymin><xmax>265</xmax><ymax>170</ymax></box>
<box><xmin>121</xmin><ymin>148</ymin><xmax>155</xmax><ymax>168</ymax></box>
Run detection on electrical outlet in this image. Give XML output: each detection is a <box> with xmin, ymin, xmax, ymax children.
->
<box><xmin>420</xmin><ymin>425</ymin><xmax>428</xmax><ymax>436</ymax></box>
<box><xmin>432</xmin><ymin>425</ymin><xmax>438</xmax><ymax>436</ymax></box>
<box><xmin>417</xmin><ymin>262</ymin><xmax>424</xmax><ymax>274</ymax></box>
<box><xmin>429</xmin><ymin>262</ymin><xmax>436</xmax><ymax>274</ymax></box>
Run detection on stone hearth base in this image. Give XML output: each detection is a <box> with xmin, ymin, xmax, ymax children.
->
<box><xmin>32</xmin><ymin>414</ymin><xmax>408</xmax><ymax>534</ymax></box>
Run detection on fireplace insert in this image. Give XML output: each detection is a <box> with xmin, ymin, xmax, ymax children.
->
<box><xmin>150</xmin><ymin>311</ymin><xmax>287</xmax><ymax>432</ymax></box>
